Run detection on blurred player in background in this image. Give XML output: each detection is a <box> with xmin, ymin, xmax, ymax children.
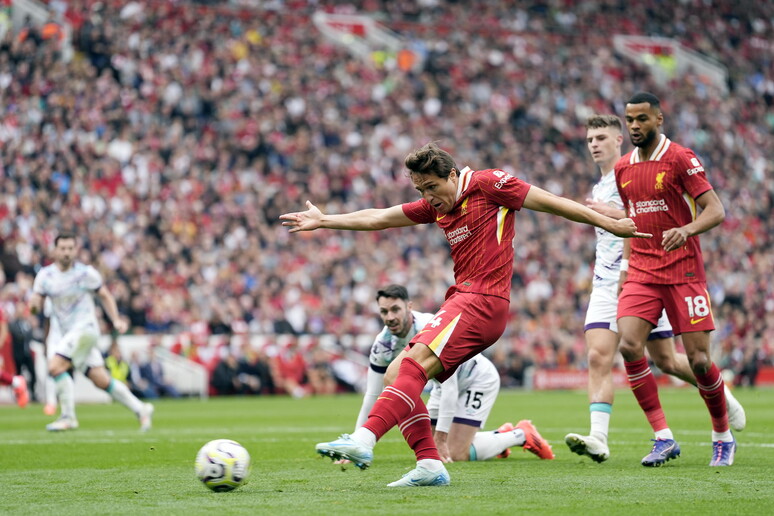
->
<box><xmin>565</xmin><ymin>114</ymin><xmax>745</xmax><ymax>463</ymax></box>
<box><xmin>347</xmin><ymin>284</ymin><xmax>552</xmax><ymax>466</ymax></box>
<box><xmin>615</xmin><ymin>93</ymin><xmax>737</xmax><ymax>466</ymax></box>
<box><xmin>283</xmin><ymin>142</ymin><xmax>647</xmax><ymax>486</ymax></box>
<box><xmin>30</xmin><ymin>233</ymin><xmax>154</xmax><ymax>432</ymax></box>
<box><xmin>0</xmin><ymin>302</ymin><xmax>29</xmax><ymax>407</ymax></box>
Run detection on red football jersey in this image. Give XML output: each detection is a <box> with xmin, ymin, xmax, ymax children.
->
<box><xmin>615</xmin><ymin>135</ymin><xmax>714</xmax><ymax>284</ymax></box>
<box><xmin>402</xmin><ymin>167</ymin><xmax>531</xmax><ymax>300</ymax></box>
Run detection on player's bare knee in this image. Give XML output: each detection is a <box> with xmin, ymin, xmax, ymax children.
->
<box><xmin>689</xmin><ymin>355</ymin><xmax>711</xmax><ymax>375</ymax></box>
<box><xmin>618</xmin><ymin>339</ymin><xmax>642</xmax><ymax>362</ymax></box>
<box><xmin>653</xmin><ymin>357</ymin><xmax>677</xmax><ymax>375</ymax></box>
<box><xmin>88</xmin><ymin>367</ymin><xmax>111</xmax><ymax>390</ymax></box>
<box><xmin>48</xmin><ymin>365</ymin><xmax>67</xmax><ymax>377</ymax></box>
<box><xmin>587</xmin><ymin>347</ymin><xmax>613</xmax><ymax>370</ymax></box>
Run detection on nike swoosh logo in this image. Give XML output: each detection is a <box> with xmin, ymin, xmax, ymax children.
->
<box><xmin>690</xmin><ymin>317</ymin><xmax>707</xmax><ymax>325</ymax></box>
<box><xmin>436</xmin><ymin>214</ymin><xmax>446</xmax><ymax>221</ymax></box>
<box><xmin>621</xmin><ymin>180</ymin><xmax>633</xmax><ymax>188</ymax></box>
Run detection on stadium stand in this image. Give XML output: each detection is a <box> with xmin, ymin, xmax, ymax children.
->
<box><xmin>0</xmin><ymin>1</ymin><xmax>771</xmax><ymax>397</ymax></box>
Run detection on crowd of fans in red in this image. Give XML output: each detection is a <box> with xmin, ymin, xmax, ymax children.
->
<box><xmin>0</xmin><ymin>0</ymin><xmax>771</xmax><ymax>393</ymax></box>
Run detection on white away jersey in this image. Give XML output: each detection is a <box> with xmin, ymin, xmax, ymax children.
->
<box><xmin>369</xmin><ymin>311</ymin><xmax>435</xmax><ymax>373</ymax></box>
<box><xmin>33</xmin><ymin>262</ymin><xmax>103</xmax><ymax>334</ymax></box>
<box><xmin>590</xmin><ymin>171</ymin><xmax>624</xmax><ymax>286</ymax></box>
<box><xmin>428</xmin><ymin>352</ymin><xmax>498</xmax><ymax>395</ymax></box>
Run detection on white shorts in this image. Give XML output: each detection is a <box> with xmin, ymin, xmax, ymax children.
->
<box><xmin>46</xmin><ymin>323</ymin><xmax>105</xmax><ymax>371</ymax></box>
<box><xmin>584</xmin><ymin>282</ymin><xmax>673</xmax><ymax>339</ymax></box>
<box><xmin>427</xmin><ymin>358</ymin><xmax>500</xmax><ymax>429</ymax></box>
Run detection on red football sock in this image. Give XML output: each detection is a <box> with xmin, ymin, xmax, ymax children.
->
<box><xmin>362</xmin><ymin>357</ymin><xmax>428</xmax><ymax>440</ymax></box>
<box><xmin>695</xmin><ymin>363</ymin><xmax>728</xmax><ymax>432</ymax></box>
<box><xmin>625</xmin><ymin>357</ymin><xmax>668</xmax><ymax>432</ymax></box>
<box><xmin>0</xmin><ymin>371</ymin><xmax>13</xmax><ymax>386</ymax></box>
<box><xmin>399</xmin><ymin>399</ymin><xmax>442</xmax><ymax>461</ymax></box>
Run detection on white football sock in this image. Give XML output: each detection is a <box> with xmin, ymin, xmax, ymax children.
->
<box><xmin>54</xmin><ymin>372</ymin><xmax>75</xmax><ymax>419</ymax></box>
<box><xmin>351</xmin><ymin>427</ymin><xmax>377</xmax><ymax>449</ymax></box>
<box><xmin>46</xmin><ymin>376</ymin><xmax>57</xmax><ymax>406</ymax></box>
<box><xmin>417</xmin><ymin>458</ymin><xmax>444</xmax><ymax>471</ymax></box>
<box><xmin>655</xmin><ymin>428</ymin><xmax>674</xmax><ymax>440</ymax></box>
<box><xmin>471</xmin><ymin>429</ymin><xmax>525</xmax><ymax>461</ymax></box>
<box><xmin>590</xmin><ymin>410</ymin><xmax>611</xmax><ymax>444</ymax></box>
<box><xmin>106</xmin><ymin>378</ymin><xmax>144</xmax><ymax>414</ymax></box>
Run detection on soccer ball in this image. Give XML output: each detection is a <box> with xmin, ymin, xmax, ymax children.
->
<box><xmin>195</xmin><ymin>439</ymin><xmax>251</xmax><ymax>492</ymax></box>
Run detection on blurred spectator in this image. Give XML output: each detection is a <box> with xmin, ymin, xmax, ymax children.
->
<box><xmin>236</xmin><ymin>339</ymin><xmax>274</xmax><ymax>395</ymax></box>
<box><xmin>105</xmin><ymin>339</ymin><xmax>156</xmax><ymax>399</ymax></box>
<box><xmin>127</xmin><ymin>350</ymin><xmax>155</xmax><ymax>399</ymax></box>
<box><xmin>501</xmin><ymin>351</ymin><xmax>534</xmax><ymax>387</ymax></box>
<box><xmin>210</xmin><ymin>349</ymin><xmax>252</xmax><ymax>395</ymax></box>
<box><xmin>271</xmin><ymin>339</ymin><xmax>308</xmax><ymax>398</ymax></box>
<box><xmin>0</xmin><ymin>0</ymin><xmax>770</xmax><ymax>382</ymax></box>
<box><xmin>139</xmin><ymin>342</ymin><xmax>181</xmax><ymax>398</ymax></box>
<box><xmin>306</xmin><ymin>345</ymin><xmax>338</xmax><ymax>395</ymax></box>
<box><xmin>8</xmin><ymin>300</ymin><xmax>37</xmax><ymax>402</ymax></box>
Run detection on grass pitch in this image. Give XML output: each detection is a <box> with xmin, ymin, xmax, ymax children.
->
<box><xmin>2</xmin><ymin>387</ymin><xmax>772</xmax><ymax>515</ymax></box>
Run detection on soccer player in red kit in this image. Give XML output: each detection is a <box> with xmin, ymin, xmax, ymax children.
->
<box><xmin>615</xmin><ymin>92</ymin><xmax>736</xmax><ymax>467</ymax></box>
<box><xmin>281</xmin><ymin>142</ymin><xmax>648</xmax><ymax>486</ymax></box>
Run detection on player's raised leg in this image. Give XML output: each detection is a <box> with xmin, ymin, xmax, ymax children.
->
<box><xmin>88</xmin><ymin>364</ymin><xmax>154</xmax><ymax>432</ymax></box>
<box><xmin>316</xmin><ymin>353</ymin><xmax>433</xmax><ymax>469</ymax></box>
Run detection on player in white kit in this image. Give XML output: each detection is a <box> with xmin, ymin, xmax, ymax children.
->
<box><xmin>564</xmin><ymin>115</ymin><xmax>745</xmax><ymax>462</ymax></box>
<box><xmin>30</xmin><ymin>234</ymin><xmax>154</xmax><ymax>432</ymax></box>
<box><xmin>348</xmin><ymin>285</ymin><xmax>553</xmax><ymax>465</ymax></box>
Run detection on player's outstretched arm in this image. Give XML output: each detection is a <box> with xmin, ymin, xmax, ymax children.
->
<box><xmin>524</xmin><ymin>186</ymin><xmax>651</xmax><ymax>238</ymax></box>
<box><xmin>29</xmin><ymin>292</ymin><xmax>44</xmax><ymax>316</ymax></box>
<box><xmin>354</xmin><ymin>368</ymin><xmax>386</xmax><ymax>430</ymax></box>
<box><xmin>585</xmin><ymin>198</ymin><xmax>626</xmax><ymax>219</ymax></box>
<box><xmin>97</xmin><ymin>286</ymin><xmax>129</xmax><ymax>333</ymax></box>
<box><xmin>280</xmin><ymin>201</ymin><xmax>416</xmax><ymax>233</ymax></box>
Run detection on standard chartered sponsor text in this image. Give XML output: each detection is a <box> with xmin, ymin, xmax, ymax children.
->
<box><xmin>635</xmin><ymin>199</ymin><xmax>669</xmax><ymax>213</ymax></box>
<box><xmin>446</xmin><ymin>225</ymin><xmax>471</xmax><ymax>245</ymax></box>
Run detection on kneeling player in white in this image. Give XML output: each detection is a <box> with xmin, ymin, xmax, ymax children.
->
<box><xmin>426</xmin><ymin>353</ymin><xmax>554</xmax><ymax>463</ymax></box>
<box><xmin>30</xmin><ymin>234</ymin><xmax>153</xmax><ymax>432</ymax></box>
<box><xmin>347</xmin><ymin>285</ymin><xmax>553</xmax><ymax>472</ymax></box>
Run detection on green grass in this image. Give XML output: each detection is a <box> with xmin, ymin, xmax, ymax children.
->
<box><xmin>1</xmin><ymin>388</ymin><xmax>772</xmax><ymax>515</ymax></box>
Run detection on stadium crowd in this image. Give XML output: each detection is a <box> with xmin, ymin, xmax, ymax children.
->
<box><xmin>0</xmin><ymin>0</ymin><xmax>771</xmax><ymax>393</ymax></box>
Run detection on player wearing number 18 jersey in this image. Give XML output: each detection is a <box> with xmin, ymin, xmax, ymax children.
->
<box><xmin>615</xmin><ymin>92</ymin><xmax>736</xmax><ymax>467</ymax></box>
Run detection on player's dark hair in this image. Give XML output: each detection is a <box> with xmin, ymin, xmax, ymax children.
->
<box><xmin>54</xmin><ymin>233</ymin><xmax>77</xmax><ymax>246</ymax></box>
<box><xmin>586</xmin><ymin>114</ymin><xmax>622</xmax><ymax>131</ymax></box>
<box><xmin>627</xmin><ymin>92</ymin><xmax>661</xmax><ymax>109</ymax></box>
<box><xmin>376</xmin><ymin>284</ymin><xmax>409</xmax><ymax>302</ymax></box>
<box><xmin>404</xmin><ymin>142</ymin><xmax>457</xmax><ymax>179</ymax></box>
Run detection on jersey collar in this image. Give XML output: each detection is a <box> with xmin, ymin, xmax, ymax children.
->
<box><xmin>455</xmin><ymin>166</ymin><xmax>473</xmax><ymax>202</ymax></box>
<box><xmin>629</xmin><ymin>134</ymin><xmax>671</xmax><ymax>163</ymax></box>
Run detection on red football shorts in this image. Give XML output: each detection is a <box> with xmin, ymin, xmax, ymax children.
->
<box><xmin>618</xmin><ymin>281</ymin><xmax>715</xmax><ymax>336</ymax></box>
<box><xmin>410</xmin><ymin>291</ymin><xmax>509</xmax><ymax>382</ymax></box>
